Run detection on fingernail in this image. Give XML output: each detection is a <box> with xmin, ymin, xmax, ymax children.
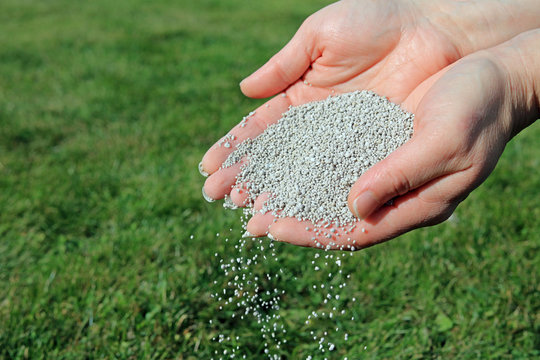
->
<box><xmin>198</xmin><ymin>161</ymin><xmax>208</xmax><ymax>177</ymax></box>
<box><xmin>221</xmin><ymin>195</ymin><xmax>235</xmax><ymax>210</ymax></box>
<box><xmin>202</xmin><ymin>187</ymin><xmax>215</xmax><ymax>203</ymax></box>
<box><xmin>239</xmin><ymin>78</ymin><xmax>246</xmax><ymax>87</ymax></box>
<box><xmin>352</xmin><ymin>191</ymin><xmax>379</xmax><ymax>220</ymax></box>
<box><xmin>242</xmin><ymin>231</ymin><xmax>256</xmax><ymax>238</ymax></box>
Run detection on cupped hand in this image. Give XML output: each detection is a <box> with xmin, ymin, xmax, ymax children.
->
<box><xmin>295</xmin><ymin>30</ymin><xmax>539</xmax><ymax>249</ymax></box>
<box><xmin>200</xmin><ymin>0</ymin><xmax>540</xmax><ymax>249</ymax></box>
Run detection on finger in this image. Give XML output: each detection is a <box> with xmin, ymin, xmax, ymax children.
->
<box><xmin>269</xmin><ymin>213</ymin><xmax>365</xmax><ymax>249</ymax></box>
<box><xmin>269</xmin><ymin>217</ymin><xmax>355</xmax><ymax>249</ymax></box>
<box><xmin>203</xmin><ymin>161</ymin><xmax>243</xmax><ymax>201</ymax></box>
<box><xmin>402</xmin><ymin>65</ymin><xmax>454</xmax><ymax>113</ymax></box>
<box><xmin>230</xmin><ymin>185</ymin><xmax>250</xmax><ymax>207</ymax></box>
<box><xmin>246</xmin><ymin>213</ymin><xmax>275</xmax><ymax>237</ymax></box>
<box><xmin>268</xmin><ymin>215</ymin><xmax>385</xmax><ymax>250</ymax></box>
<box><xmin>347</xmin><ymin>123</ymin><xmax>467</xmax><ymax>221</ymax></box>
<box><xmin>240</xmin><ymin>20</ymin><xmax>315</xmax><ymax>99</ymax></box>
<box><xmin>201</xmin><ymin>94</ymin><xmax>291</xmax><ymax>174</ymax></box>
<box><xmin>246</xmin><ymin>193</ymin><xmax>274</xmax><ymax>236</ymax></box>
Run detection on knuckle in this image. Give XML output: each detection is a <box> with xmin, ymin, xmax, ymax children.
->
<box><xmin>274</xmin><ymin>58</ymin><xmax>293</xmax><ymax>84</ymax></box>
<box><xmin>378</xmin><ymin>166</ymin><xmax>412</xmax><ymax>198</ymax></box>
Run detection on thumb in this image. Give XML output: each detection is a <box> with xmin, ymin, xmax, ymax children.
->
<box><xmin>240</xmin><ymin>21</ymin><xmax>315</xmax><ymax>99</ymax></box>
<box><xmin>347</xmin><ymin>128</ymin><xmax>460</xmax><ymax>220</ymax></box>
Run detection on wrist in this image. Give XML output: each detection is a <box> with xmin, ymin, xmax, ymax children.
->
<box><xmin>490</xmin><ymin>29</ymin><xmax>540</xmax><ymax>137</ymax></box>
<box><xmin>423</xmin><ymin>0</ymin><xmax>540</xmax><ymax>56</ymax></box>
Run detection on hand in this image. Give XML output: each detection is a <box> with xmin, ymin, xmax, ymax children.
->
<box><xmin>201</xmin><ymin>0</ymin><xmax>540</xmax><ymax>248</ymax></box>
<box><xmin>276</xmin><ymin>29</ymin><xmax>539</xmax><ymax>248</ymax></box>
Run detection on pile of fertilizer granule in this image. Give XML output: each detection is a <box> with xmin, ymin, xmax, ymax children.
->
<box><xmin>223</xmin><ymin>90</ymin><xmax>414</xmax><ymax>227</ymax></box>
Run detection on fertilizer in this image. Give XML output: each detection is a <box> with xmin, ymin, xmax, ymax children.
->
<box><xmin>223</xmin><ymin>90</ymin><xmax>414</xmax><ymax>227</ymax></box>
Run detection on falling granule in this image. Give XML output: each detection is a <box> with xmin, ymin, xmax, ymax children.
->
<box><xmin>209</xmin><ymin>213</ymin><xmax>294</xmax><ymax>360</ymax></box>
<box><xmin>209</xmin><ymin>212</ymin><xmax>360</xmax><ymax>359</ymax></box>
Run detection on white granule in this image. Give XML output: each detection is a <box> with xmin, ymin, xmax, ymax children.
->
<box><xmin>223</xmin><ymin>90</ymin><xmax>414</xmax><ymax>226</ymax></box>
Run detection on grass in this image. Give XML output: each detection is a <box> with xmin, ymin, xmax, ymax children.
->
<box><xmin>0</xmin><ymin>0</ymin><xmax>538</xmax><ymax>359</ymax></box>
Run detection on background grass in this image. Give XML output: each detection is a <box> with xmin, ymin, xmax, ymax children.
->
<box><xmin>0</xmin><ymin>0</ymin><xmax>538</xmax><ymax>359</ymax></box>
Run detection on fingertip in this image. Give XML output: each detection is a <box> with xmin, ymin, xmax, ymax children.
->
<box><xmin>239</xmin><ymin>28</ymin><xmax>313</xmax><ymax>99</ymax></box>
<box><xmin>253</xmin><ymin>193</ymin><xmax>271</xmax><ymax>211</ymax></box>
<box><xmin>238</xmin><ymin>70</ymin><xmax>277</xmax><ymax>99</ymax></box>
<box><xmin>230</xmin><ymin>186</ymin><xmax>249</xmax><ymax>207</ymax></box>
<box><xmin>246</xmin><ymin>212</ymin><xmax>275</xmax><ymax>236</ymax></box>
<box><xmin>239</xmin><ymin>78</ymin><xmax>250</xmax><ymax>97</ymax></box>
<box><xmin>202</xmin><ymin>178</ymin><xmax>220</xmax><ymax>201</ymax></box>
<box><xmin>201</xmin><ymin>150</ymin><xmax>223</xmax><ymax>175</ymax></box>
<box><xmin>198</xmin><ymin>161</ymin><xmax>209</xmax><ymax>178</ymax></box>
<box><xmin>201</xmin><ymin>186</ymin><xmax>216</xmax><ymax>203</ymax></box>
<box><xmin>203</xmin><ymin>162</ymin><xmax>243</xmax><ymax>200</ymax></box>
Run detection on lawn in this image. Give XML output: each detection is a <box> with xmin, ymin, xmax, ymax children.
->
<box><xmin>0</xmin><ymin>0</ymin><xmax>538</xmax><ymax>359</ymax></box>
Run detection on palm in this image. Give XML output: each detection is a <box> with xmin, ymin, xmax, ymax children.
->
<box><xmin>246</xmin><ymin>0</ymin><xmax>461</xmax><ymax>110</ymax></box>
<box><xmin>286</xmin><ymin>0</ymin><xmax>460</xmax><ymax>106</ymax></box>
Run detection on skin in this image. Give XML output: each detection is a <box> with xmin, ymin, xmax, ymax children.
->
<box><xmin>201</xmin><ymin>0</ymin><xmax>540</xmax><ymax>249</ymax></box>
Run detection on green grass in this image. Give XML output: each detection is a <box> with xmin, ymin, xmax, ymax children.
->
<box><xmin>0</xmin><ymin>0</ymin><xmax>538</xmax><ymax>359</ymax></box>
